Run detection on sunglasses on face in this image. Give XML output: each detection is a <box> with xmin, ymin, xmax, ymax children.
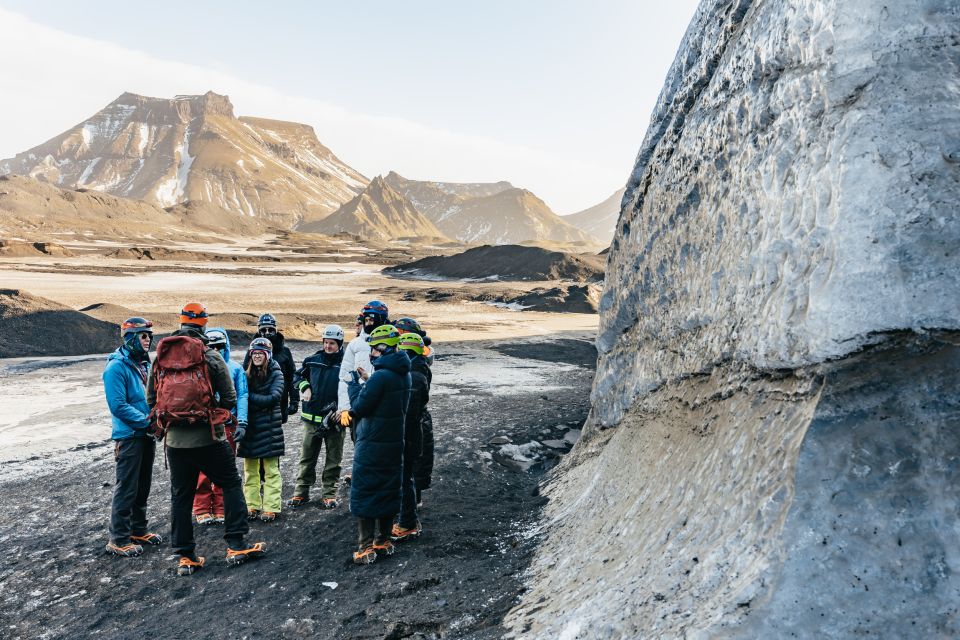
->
<box><xmin>138</xmin><ymin>333</ymin><xmax>153</xmax><ymax>342</ymax></box>
<box><xmin>258</xmin><ymin>327</ymin><xmax>277</xmax><ymax>336</ymax></box>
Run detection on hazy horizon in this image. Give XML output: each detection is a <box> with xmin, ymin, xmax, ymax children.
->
<box><xmin>0</xmin><ymin>1</ymin><xmax>700</xmax><ymax>213</ymax></box>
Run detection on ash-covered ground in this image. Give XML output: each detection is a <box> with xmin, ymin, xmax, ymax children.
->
<box><xmin>0</xmin><ymin>335</ymin><xmax>594</xmax><ymax>640</ymax></box>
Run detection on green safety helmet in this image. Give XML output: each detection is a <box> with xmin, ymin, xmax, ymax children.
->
<box><xmin>397</xmin><ymin>332</ymin><xmax>425</xmax><ymax>355</ymax></box>
<box><xmin>366</xmin><ymin>324</ymin><xmax>401</xmax><ymax>348</ymax></box>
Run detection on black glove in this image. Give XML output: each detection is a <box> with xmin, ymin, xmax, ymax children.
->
<box><xmin>234</xmin><ymin>422</ymin><xmax>247</xmax><ymax>443</ymax></box>
<box><xmin>287</xmin><ymin>400</ymin><xmax>299</xmax><ymax>416</ymax></box>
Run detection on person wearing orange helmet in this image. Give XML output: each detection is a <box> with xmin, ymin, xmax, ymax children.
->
<box><xmin>147</xmin><ymin>302</ymin><xmax>265</xmax><ymax>576</ymax></box>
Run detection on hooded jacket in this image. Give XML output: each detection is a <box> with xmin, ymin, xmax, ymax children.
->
<box><xmin>208</xmin><ymin>327</ymin><xmax>248</xmax><ymax>425</ymax></box>
<box><xmin>295</xmin><ymin>347</ymin><xmax>343</xmax><ymax>424</ymax></box>
<box><xmin>146</xmin><ymin>326</ymin><xmax>236</xmax><ymax>448</ymax></box>
<box><xmin>103</xmin><ymin>345</ymin><xmax>151</xmax><ymax>440</ymax></box>
<box><xmin>337</xmin><ymin>329</ymin><xmax>373</xmax><ymax>411</ymax></box>
<box><xmin>349</xmin><ymin>349</ymin><xmax>412</xmax><ymax>518</ymax></box>
<box><xmin>404</xmin><ymin>353</ymin><xmax>432</xmax><ymax>460</ymax></box>
<box><xmin>238</xmin><ymin>358</ymin><xmax>285</xmax><ymax>459</ymax></box>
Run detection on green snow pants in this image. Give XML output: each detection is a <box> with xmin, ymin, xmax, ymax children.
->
<box><xmin>293</xmin><ymin>424</ymin><xmax>345</xmax><ymax>500</ymax></box>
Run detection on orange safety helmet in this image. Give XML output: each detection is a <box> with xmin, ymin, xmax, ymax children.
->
<box><xmin>180</xmin><ymin>302</ymin><xmax>209</xmax><ymax>327</ymax></box>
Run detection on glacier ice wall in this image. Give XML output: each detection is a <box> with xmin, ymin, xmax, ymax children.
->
<box><xmin>593</xmin><ymin>0</ymin><xmax>960</xmax><ymax>427</ymax></box>
<box><xmin>507</xmin><ymin>0</ymin><xmax>960</xmax><ymax>637</ymax></box>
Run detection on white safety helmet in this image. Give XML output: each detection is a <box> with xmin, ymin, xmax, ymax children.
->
<box><xmin>322</xmin><ymin>324</ymin><xmax>345</xmax><ymax>343</ymax></box>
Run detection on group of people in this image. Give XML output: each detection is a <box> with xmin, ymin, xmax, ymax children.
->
<box><xmin>102</xmin><ymin>299</ymin><xmax>436</xmax><ymax>575</ymax></box>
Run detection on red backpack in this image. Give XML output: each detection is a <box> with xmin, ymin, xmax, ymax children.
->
<box><xmin>149</xmin><ymin>335</ymin><xmax>233</xmax><ymax>440</ymax></box>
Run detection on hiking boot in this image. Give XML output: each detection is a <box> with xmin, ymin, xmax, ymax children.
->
<box><xmin>321</xmin><ymin>498</ymin><xmax>339</xmax><ymax>509</ymax></box>
<box><xmin>372</xmin><ymin>540</ymin><xmax>395</xmax><ymax>556</ymax></box>
<box><xmin>286</xmin><ymin>495</ymin><xmax>309</xmax><ymax>509</ymax></box>
<box><xmin>177</xmin><ymin>555</ymin><xmax>205</xmax><ymax>576</ymax></box>
<box><xmin>247</xmin><ymin>509</ymin><xmax>261</xmax><ymax>521</ymax></box>
<box><xmin>390</xmin><ymin>522</ymin><xmax>422</xmax><ymax>542</ymax></box>
<box><xmin>259</xmin><ymin>511</ymin><xmax>278</xmax><ymax>522</ymax></box>
<box><xmin>213</xmin><ymin>513</ymin><xmax>225</xmax><ymax>525</ymax></box>
<box><xmin>226</xmin><ymin>542</ymin><xmax>267</xmax><ymax>566</ymax></box>
<box><xmin>105</xmin><ymin>542</ymin><xmax>143</xmax><ymax>557</ymax></box>
<box><xmin>194</xmin><ymin>513</ymin><xmax>215</xmax><ymax>526</ymax></box>
<box><xmin>353</xmin><ymin>546</ymin><xmax>376</xmax><ymax>565</ymax></box>
<box><xmin>130</xmin><ymin>532</ymin><xmax>163</xmax><ymax>546</ymax></box>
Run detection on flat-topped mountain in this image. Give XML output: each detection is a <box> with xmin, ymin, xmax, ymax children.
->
<box><xmin>0</xmin><ymin>91</ymin><xmax>368</xmax><ymax>228</ymax></box>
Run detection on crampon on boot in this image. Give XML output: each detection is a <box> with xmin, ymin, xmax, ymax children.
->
<box><xmin>130</xmin><ymin>532</ymin><xmax>163</xmax><ymax>546</ymax></box>
<box><xmin>390</xmin><ymin>522</ymin><xmax>422</xmax><ymax>542</ymax></box>
<box><xmin>105</xmin><ymin>542</ymin><xmax>143</xmax><ymax>557</ymax></box>
<box><xmin>286</xmin><ymin>495</ymin><xmax>309</xmax><ymax>509</ymax></box>
<box><xmin>372</xmin><ymin>539</ymin><xmax>395</xmax><ymax>556</ymax></box>
<box><xmin>353</xmin><ymin>546</ymin><xmax>376</xmax><ymax>565</ymax></box>
<box><xmin>177</xmin><ymin>555</ymin><xmax>205</xmax><ymax>576</ymax></box>
<box><xmin>194</xmin><ymin>513</ymin><xmax>215</xmax><ymax>526</ymax></box>
<box><xmin>322</xmin><ymin>498</ymin><xmax>339</xmax><ymax>509</ymax></box>
<box><xmin>226</xmin><ymin>542</ymin><xmax>267</xmax><ymax>566</ymax></box>
<box><xmin>259</xmin><ymin>511</ymin><xmax>278</xmax><ymax>522</ymax></box>
<box><xmin>213</xmin><ymin>513</ymin><xmax>225</xmax><ymax>525</ymax></box>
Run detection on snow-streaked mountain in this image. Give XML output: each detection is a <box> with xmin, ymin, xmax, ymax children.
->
<box><xmin>0</xmin><ymin>91</ymin><xmax>368</xmax><ymax>228</ymax></box>
<box><xmin>563</xmin><ymin>188</ymin><xmax>625</xmax><ymax>245</ymax></box>
<box><xmin>383</xmin><ymin>171</ymin><xmax>599</xmax><ymax>246</ymax></box>
<box><xmin>300</xmin><ymin>175</ymin><xmax>447</xmax><ymax>241</ymax></box>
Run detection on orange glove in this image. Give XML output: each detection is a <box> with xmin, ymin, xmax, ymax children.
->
<box><xmin>340</xmin><ymin>411</ymin><xmax>352</xmax><ymax>427</ymax></box>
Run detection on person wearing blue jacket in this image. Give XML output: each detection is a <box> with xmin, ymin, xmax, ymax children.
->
<box><xmin>102</xmin><ymin>317</ymin><xmax>163</xmax><ymax>558</ymax></box>
<box><xmin>348</xmin><ymin>325</ymin><xmax>411</xmax><ymax>564</ymax></box>
<box><xmin>192</xmin><ymin>328</ymin><xmax>249</xmax><ymax>524</ymax></box>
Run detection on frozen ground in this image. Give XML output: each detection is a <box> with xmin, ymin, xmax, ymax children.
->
<box><xmin>0</xmin><ymin>334</ymin><xmax>596</xmax><ymax>639</ymax></box>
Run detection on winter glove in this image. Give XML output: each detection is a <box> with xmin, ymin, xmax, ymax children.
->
<box><xmin>234</xmin><ymin>422</ymin><xmax>247</xmax><ymax>443</ymax></box>
<box><xmin>339</xmin><ymin>411</ymin><xmax>352</xmax><ymax>427</ymax></box>
<box><xmin>288</xmin><ymin>400</ymin><xmax>299</xmax><ymax>416</ymax></box>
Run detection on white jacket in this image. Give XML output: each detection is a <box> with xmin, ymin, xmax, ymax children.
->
<box><xmin>337</xmin><ymin>330</ymin><xmax>372</xmax><ymax>411</ymax></box>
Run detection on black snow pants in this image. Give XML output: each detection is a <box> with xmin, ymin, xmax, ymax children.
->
<box><xmin>167</xmin><ymin>441</ymin><xmax>249</xmax><ymax>557</ymax></box>
<box><xmin>412</xmin><ymin>409</ymin><xmax>434</xmax><ymax>500</ymax></box>
<box><xmin>109</xmin><ymin>436</ymin><xmax>156</xmax><ymax>545</ymax></box>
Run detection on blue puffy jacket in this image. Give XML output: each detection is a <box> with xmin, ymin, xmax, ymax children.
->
<box><xmin>350</xmin><ymin>349</ymin><xmax>412</xmax><ymax>518</ymax></box>
<box><xmin>209</xmin><ymin>327</ymin><xmax>248</xmax><ymax>424</ymax></box>
<box><xmin>102</xmin><ymin>345</ymin><xmax>151</xmax><ymax>440</ymax></box>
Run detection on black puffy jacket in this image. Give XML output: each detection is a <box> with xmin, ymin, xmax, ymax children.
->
<box><xmin>295</xmin><ymin>348</ymin><xmax>343</xmax><ymax>424</ymax></box>
<box><xmin>349</xmin><ymin>349</ymin><xmax>411</xmax><ymax>518</ymax></box>
<box><xmin>244</xmin><ymin>332</ymin><xmax>298</xmax><ymax>422</ymax></box>
<box><xmin>237</xmin><ymin>359</ymin><xmax>285</xmax><ymax>459</ymax></box>
<box><xmin>404</xmin><ymin>353</ymin><xmax>431</xmax><ymax>461</ymax></box>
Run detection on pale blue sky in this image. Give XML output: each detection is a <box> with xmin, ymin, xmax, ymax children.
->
<box><xmin>0</xmin><ymin>1</ymin><xmax>700</xmax><ymax>212</ymax></box>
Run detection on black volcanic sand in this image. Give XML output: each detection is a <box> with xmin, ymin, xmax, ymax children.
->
<box><xmin>384</xmin><ymin>245</ymin><xmax>605</xmax><ymax>282</ymax></box>
<box><xmin>0</xmin><ymin>289</ymin><xmax>118</xmax><ymax>358</ymax></box>
<box><xmin>371</xmin><ymin>284</ymin><xmax>600</xmax><ymax>314</ymax></box>
<box><xmin>0</xmin><ymin>336</ymin><xmax>595</xmax><ymax>640</ymax></box>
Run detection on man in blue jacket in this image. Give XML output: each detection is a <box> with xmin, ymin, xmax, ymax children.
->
<box><xmin>102</xmin><ymin>317</ymin><xmax>163</xmax><ymax>557</ymax></box>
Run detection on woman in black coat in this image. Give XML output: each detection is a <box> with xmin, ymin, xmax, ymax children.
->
<box><xmin>392</xmin><ymin>332</ymin><xmax>431</xmax><ymax>540</ymax></box>
<box><xmin>238</xmin><ymin>338</ymin><xmax>285</xmax><ymax>521</ymax></box>
<box><xmin>348</xmin><ymin>326</ymin><xmax>411</xmax><ymax>564</ymax></box>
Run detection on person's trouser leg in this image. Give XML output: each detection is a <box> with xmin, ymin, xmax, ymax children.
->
<box><xmin>193</xmin><ymin>473</ymin><xmax>214</xmax><ymax>516</ymax></box>
<box><xmin>243</xmin><ymin>458</ymin><xmax>263</xmax><ymax>512</ymax></box>
<box><xmin>211</xmin><ymin>484</ymin><xmax>224</xmax><ymax>517</ymax></box>
<box><xmin>294</xmin><ymin>425</ymin><xmax>322</xmax><ymax>498</ymax></box>
<box><xmin>130</xmin><ymin>437</ymin><xmax>155</xmax><ymax>536</ymax></box>
<box><xmin>375</xmin><ymin>515</ymin><xmax>395</xmax><ymax>545</ymax></box>
<box><xmin>357</xmin><ymin>517</ymin><xmax>376</xmax><ymax>549</ymax></box>
<box><xmin>413</xmin><ymin>410</ymin><xmax>434</xmax><ymax>497</ymax></box>
<box><xmin>167</xmin><ymin>446</ymin><xmax>201</xmax><ymax>557</ymax></box>
<box><xmin>262</xmin><ymin>457</ymin><xmax>282</xmax><ymax>513</ymax></box>
<box><xmin>110</xmin><ymin>438</ymin><xmax>152</xmax><ymax>545</ymax></box>
<box><xmin>196</xmin><ymin>441</ymin><xmax>250</xmax><ymax>549</ymax></box>
<box><xmin>320</xmin><ymin>429</ymin><xmax>346</xmax><ymax>499</ymax></box>
<box><xmin>397</xmin><ymin>457</ymin><xmax>419</xmax><ymax>529</ymax></box>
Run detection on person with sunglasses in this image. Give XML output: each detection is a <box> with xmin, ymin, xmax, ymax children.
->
<box><xmin>337</xmin><ymin>301</ymin><xmax>390</xmax><ymax>434</ymax></box>
<box><xmin>246</xmin><ymin>314</ymin><xmax>299</xmax><ymax>424</ymax></box>
<box><xmin>103</xmin><ymin>317</ymin><xmax>163</xmax><ymax>557</ymax></box>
